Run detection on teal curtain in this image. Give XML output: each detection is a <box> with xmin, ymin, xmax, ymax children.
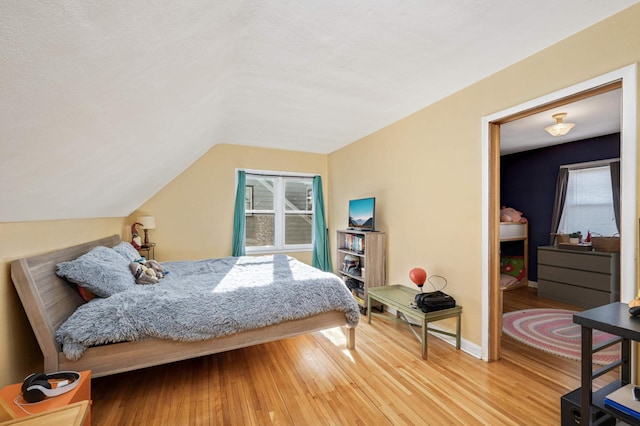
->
<box><xmin>312</xmin><ymin>176</ymin><xmax>332</xmax><ymax>271</ymax></box>
<box><xmin>232</xmin><ymin>170</ymin><xmax>246</xmax><ymax>256</ymax></box>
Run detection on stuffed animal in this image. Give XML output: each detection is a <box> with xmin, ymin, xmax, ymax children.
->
<box><xmin>129</xmin><ymin>259</ymin><xmax>166</xmax><ymax>285</ymax></box>
<box><xmin>130</xmin><ymin>223</ymin><xmax>143</xmax><ymax>249</ymax></box>
<box><xmin>129</xmin><ymin>262</ymin><xmax>159</xmax><ymax>284</ymax></box>
<box><xmin>143</xmin><ymin>259</ymin><xmax>165</xmax><ymax>278</ymax></box>
<box><xmin>500</xmin><ymin>206</ymin><xmax>528</xmax><ymax>223</ymax></box>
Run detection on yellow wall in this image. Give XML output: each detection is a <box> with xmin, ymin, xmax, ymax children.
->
<box><xmin>328</xmin><ymin>5</ymin><xmax>640</xmax><ymax>347</ymax></box>
<box><xmin>3</xmin><ymin>4</ymin><xmax>640</xmax><ymax>387</ymax></box>
<box><xmin>0</xmin><ymin>218</ymin><xmax>126</xmax><ymax>386</ymax></box>
<box><xmin>129</xmin><ymin>144</ymin><xmax>328</xmax><ymax>265</ymax></box>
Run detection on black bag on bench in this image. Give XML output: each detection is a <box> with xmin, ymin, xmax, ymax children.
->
<box><xmin>414</xmin><ymin>290</ymin><xmax>456</xmax><ymax>313</ymax></box>
<box><xmin>413</xmin><ymin>275</ymin><xmax>455</xmax><ymax>313</ymax></box>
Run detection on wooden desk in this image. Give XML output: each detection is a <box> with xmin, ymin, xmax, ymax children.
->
<box><xmin>0</xmin><ymin>401</ymin><xmax>88</xmax><ymax>426</ymax></box>
<box><xmin>367</xmin><ymin>285</ymin><xmax>462</xmax><ymax>359</ymax></box>
<box><xmin>0</xmin><ymin>371</ymin><xmax>90</xmax><ymax>426</ymax></box>
<box><xmin>573</xmin><ymin>303</ymin><xmax>638</xmax><ymax>425</ymax></box>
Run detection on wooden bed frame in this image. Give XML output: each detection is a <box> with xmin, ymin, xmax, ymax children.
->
<box><xmin>499</xmin><ymin>222</ymin><xmax>529</xmax><ymax>290</ymax></box>
<box><xmin>11</xmin><ymin>235</ymin><xmax>356</xmax><ymax>378</ymax></box>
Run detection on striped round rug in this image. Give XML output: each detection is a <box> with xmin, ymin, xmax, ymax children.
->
<box><xmin>502</xmin><ymin>308</ymin><xmax>620</xmax><ymax>365</ymax></box>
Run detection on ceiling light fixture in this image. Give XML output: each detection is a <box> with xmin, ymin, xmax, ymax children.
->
<box><xmin>545</xmin><ymin>112</ymin><xmax>575</xmax><ymax>136</ymax></box>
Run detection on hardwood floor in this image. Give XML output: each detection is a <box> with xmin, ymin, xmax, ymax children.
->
<box><xmin>91</xmin><ymin>288</ymin><xmax>616</xmax><ymax>425</ymax></box>
<box><xmin>502</xmin><ymin>285</ymin><xmax>584</xmax><ymax>313</ymax></box>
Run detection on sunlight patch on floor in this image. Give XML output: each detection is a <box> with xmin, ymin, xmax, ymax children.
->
<box><xmin>319</xmin><ymin>327</ymin><xmax>346</xmax><ymax>345</ymax></box>
<box><xmin>318</xmin><ymin>327</ymin><xmax>356</xmax><ymax>363</ymax></box>
<box><xmin>341</xmin><ymin>349</ymin><xmax>355</xmax><ymax>363</ymax></box>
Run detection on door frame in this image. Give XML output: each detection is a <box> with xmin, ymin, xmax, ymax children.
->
<box><xmin>481</xmin><ymin>64</ymin><xmax>638</xmax><ymax>361</ymax></box>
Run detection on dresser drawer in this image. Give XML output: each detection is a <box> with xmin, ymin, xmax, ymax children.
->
<box><xmin>538</xmin><ymin>264</ymin><xmax>613</xmax><ymax>292</ymax></box>
<box><xmin>538</xmin><ymin>249</ymin><xmax>616</xmax><ymax>274</ymax></box>
<box><xmin>538</xmin><ymin>280</ymin><xmax>614</xmax><ymax>309</ymax></box>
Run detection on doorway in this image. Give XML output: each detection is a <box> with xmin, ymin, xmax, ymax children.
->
<box><xmin>481</xmin><ymin>64</ymin><xmax>638</xmax><ymax>361</ymax></box>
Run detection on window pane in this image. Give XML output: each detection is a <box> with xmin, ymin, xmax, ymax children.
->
<box><xmin>246</xmin><ymin>177</ymin><xmax>275</xmax><ymax>211</ymax></box>
<box><xmin>244</xmin><ymin>173</ymin><xmax>314</xmax><ymax>251</ymax></box>
<box><xmin>245</xmin><ymin>214</ymin><xmax>275</xmax><ymax>246</ymax></box>
<box><xmin>285</xmin><ymin>180</ymin><xmax>313</xmax><ymax>212</ymax></box>
<box><xmin>558</xmin><ymin>166</ymin><xmax>618</xmax><ymax>236</ymax></box>
<box><xmin>285</xmin><ymin>214</ymin><xmax>312</xmax><ymax>245</ymax></box>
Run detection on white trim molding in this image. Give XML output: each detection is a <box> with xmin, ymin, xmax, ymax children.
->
<box><xmin>481</xmin><ymin>63</ymin><xmax>638</xmax><ymax>362</ymax></box>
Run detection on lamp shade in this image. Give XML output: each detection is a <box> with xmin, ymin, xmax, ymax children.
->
<box><xmin>137</xmin><ymin>216</ymin><xmax>156</xmax><ymax>230</ymax></box>
<box><xmin>544</xmin><ymin>112</ymin><xmax>575</xmax><ymax>136</ymax></box>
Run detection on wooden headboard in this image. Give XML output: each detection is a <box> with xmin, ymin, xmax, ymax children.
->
<box><xmin>10</xmin><ymin>235</ymin><xmax>122</xmax><ymax>362</ymax></box>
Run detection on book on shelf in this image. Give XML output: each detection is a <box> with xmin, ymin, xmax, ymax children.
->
<box><xmin>604</xmin><ymin>383</ymin><xmax>640</xmax><ymax>419</ymax></box>
<box><xmin>343</xmin><ymin>233</ymin><xmax>365</xmax><ymax>253</ymax></box>
<box><xmin>351</xmin><ymin>287</ymin><xmax>365</xmax><ymax>304</ymax></box>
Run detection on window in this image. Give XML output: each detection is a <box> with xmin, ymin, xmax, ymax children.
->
<box><xmin>244</xmin><ymin>173</ymin><xmax>314</xmax><ymax>253</ymax></box>
<box><xmin>558</xmin><ymin>165</ymin><xmax>618</xmax><ymax>237</ymax></box>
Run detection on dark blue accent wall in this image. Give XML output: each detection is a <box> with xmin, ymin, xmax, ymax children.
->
<box><xmin>500</xmin><ymin>133</ymin><xmax>620</xmax><ymax>281</ymax></box>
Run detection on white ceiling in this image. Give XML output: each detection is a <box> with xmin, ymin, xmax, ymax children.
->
<box><xmin>500</xmin><ymin>88</ymin><xmax>622</xmax><ymax>155</ymax></box>
<box><xmin>1</xmin><ymin>1</ymin><xmax>637</xmax><ymax>222</ymax></box>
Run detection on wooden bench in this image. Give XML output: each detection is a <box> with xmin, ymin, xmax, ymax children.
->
<box><xmin>367</xmin><ymin>284</ymin><xmax>462</xmax><ymax>359</ymax></box>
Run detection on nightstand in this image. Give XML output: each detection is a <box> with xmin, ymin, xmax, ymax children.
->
<box><xmin>0</xmin><ymin>371</ymin><xmax>91</xmax><ymax>426</ymax></box>
<box><xmin>0</xmin><ymin>401</ymin><xmax>88</xmax><ymax>425</ymax></box>
<box><xmin>138</xmin><ymin>242</ymin><xmax>156</xmax><ymax>260</ymax></box>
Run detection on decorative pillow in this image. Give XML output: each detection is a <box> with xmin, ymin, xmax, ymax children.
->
<box><xmin>113</xmin><ymin>241</ymin><xmax>141</xmax><ymax>262</ymax></box>
<box><xmin>500</xmin><ymin>256</ymin><xmax>526</xmax><ymax>280</ymax></box>
<box><xmin>56</xmin><ymin>246</ymin><xmax>135</xmax><ymax>298</ymax></box>
<box><xmin>77</xmin><ymin>286</ymin><xmax>98</xmax><ymax>302</ymax></box>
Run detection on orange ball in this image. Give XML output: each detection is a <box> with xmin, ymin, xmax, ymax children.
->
<box><xmin>409</xmin><ymin>268</ymin><xmax>427</xmax><ymax>286</ymax></box>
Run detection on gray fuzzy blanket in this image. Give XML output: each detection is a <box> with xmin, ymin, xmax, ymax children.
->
<box><xmin>56</xmin><ymin>255</ymin><xmax>360</xmax><ymax>360</ymax></box>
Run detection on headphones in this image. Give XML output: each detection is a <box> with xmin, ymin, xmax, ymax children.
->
<box><xmin>21</xmin><ymin>371</ymin><xmax>80</xmax><ymax>403</ymax></box>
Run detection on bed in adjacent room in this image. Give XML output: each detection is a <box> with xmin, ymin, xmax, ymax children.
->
<box><xmin>11</xmin><ymin>235</ymin><xmax>359</xmax><ymax>378</ymax></box>
<box><xmin>499</xmin><ymin>222</ymin><xmax>528</xmax><ymax>291</ymax></box>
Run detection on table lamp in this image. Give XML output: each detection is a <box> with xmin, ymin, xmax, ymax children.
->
<box><xmin>137</xmin><ymin>216</ymin><xmax>156</xmax><ymax>247</ymax></box>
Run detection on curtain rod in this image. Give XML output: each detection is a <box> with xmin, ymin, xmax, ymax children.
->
<box><xmin>560</xmin><ymin>158</ymin><xmax>620</xmax><ymax>170</ymax></box>
<box><xmin>244</xmin><ymin>171</ymin><xmax>317</xmax><ymax>179</ymax></box>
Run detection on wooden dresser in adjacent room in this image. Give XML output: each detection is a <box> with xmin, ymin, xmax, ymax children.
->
<box><xmin>537</xmin><ymin>246</ymin><xmax>620</xmax><ymax>309</ymax></box>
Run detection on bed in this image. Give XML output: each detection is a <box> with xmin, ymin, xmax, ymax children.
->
<box><xmin>499</xmin><ymin>222</ymin><xmax>528</xmax><ymax>290</ymax></box>
<box><xmin>11</xmin><ymin>235</ymin><xmax>358</xmax><ymax>378</ymax></box>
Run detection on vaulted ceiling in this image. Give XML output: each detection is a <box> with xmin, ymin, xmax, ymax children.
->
<box><xmin>1</xmin><ymin>1</ymin><xmax>637</xmax><ymax>222</ymax></box>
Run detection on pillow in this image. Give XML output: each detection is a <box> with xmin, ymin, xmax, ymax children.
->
<box><xmin>500</xmin><ymin>256</ymin><xmax>526</xmax><ymax>280</ymax></box>
<box><xmin>56</xmin><ymin>246</ymin><xmax>136</xmax><ymax>298</ymax></box>
<box><xmin>500</xmin><ymin>274</ymin><xmax>519</xmax><ymax>290</ymax></box>
<box><xmin>77</xmin><ymin>286</ymin><xmax>98</xmax><ymax>302</ymax></box>
<box><xmin>113</xmin><ymin>241</ymin><xmax>142</xmax><ymax>262</ymax></box>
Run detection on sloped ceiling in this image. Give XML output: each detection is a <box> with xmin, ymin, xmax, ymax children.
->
<box><xmin>1</xmin><ymin>1</ymin><xmax>637</xmax><ymax>222</ymax></box>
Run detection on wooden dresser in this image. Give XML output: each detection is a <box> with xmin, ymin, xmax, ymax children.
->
<box><xmin>537</xmin><ymin>246</ymin><xmax>620</xmax><ymax>308</ymax></box>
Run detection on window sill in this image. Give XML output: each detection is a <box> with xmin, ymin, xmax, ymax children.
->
<box><xmin>246</xmin><ymin>246</ymin><xmax>313</xmax><ymax>255</ymax></box>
